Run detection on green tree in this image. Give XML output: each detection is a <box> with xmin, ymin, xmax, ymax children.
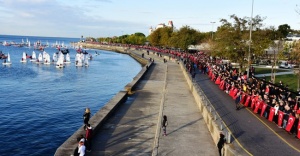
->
<box><xmin>212</xmin><ymin>14</ymin><xmax>271</xmax><ymax>72</ymax></box>
<box><xmin>277</xmin><ymin>24</ymin><xmax>291</xmax><ymax>38</ymax></box>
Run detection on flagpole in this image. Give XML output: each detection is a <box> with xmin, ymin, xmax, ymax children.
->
<box><xmin>247</xmin><ymin>0</ymin><xmax>254</xmax><ymax>80</ymax></box>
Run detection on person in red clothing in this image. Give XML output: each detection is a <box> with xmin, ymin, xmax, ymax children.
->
<box><xmin>85</xmin><ymin>124</ymin><xmax>93</xmax><ymax>152</ymax></box>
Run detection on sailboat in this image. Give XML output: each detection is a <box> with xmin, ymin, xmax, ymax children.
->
<box><xmin>64</xmin><ymin>53</ymin><xmax>71</xmax><ymax>64</ymax></box>
<box><xmin>44</xmin><ymin>53</ymin><xmax>51</xmax><ymax>65</ymax></box>
<box><xmin>52</xmin><ymin>53</ymin><xmax>57</xmax><ymax>62</ymax></box>
<box><xmin>2</xmin><ymin>53</ymin><xmax>12</xmax><ymax>65</ymax></box>
<box><xmin>75</xmin><ymin>53</ymin><xmax>83</xmax><ymax>67</ymax></box>
<box><xmin>56</xmin><ymin>54</ymin><xmax>64</xmax><ymax>68</ymax></box>
<box><xmin>20</xmin><ymin>52</ymin><xmax>27</xmax><ymax>63</ymax></box>
<box><xmin>84</xmin><ymin>55</ymin><xmax>89</xmax><ymax>67</ymax></box>
<box><xmin>30</xmin><ymin>51</ymin><xmax>37</xmax><ymax>62</ymax></box>
<box><xmin>36</xmin><ymin>53</ymin><xmax>43</xmax><ymax>64</ymax></box>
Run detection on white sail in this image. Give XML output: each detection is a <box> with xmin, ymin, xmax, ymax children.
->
<box><xmin>31</xmin><ymin>51</ymin><xmax>37</xmax><ymax>62</ymax></box>
<box><xmin>75</xmin><ymin>53</ymin><xmax>83</xmax><ymax>67</ymax></box>
<box><xmin>53</xmin><ymin>53</ymin><xmax>57</xmax><ymax>62</ymax></box>
<box><xmin>37</xmin><ymin>53</ymin><xmax>43</xmax><ymax>63</ymax></box>
<box><xmin>56</xmin><ymin>54</ymin><xmax>64</xmax><ymax>68</ymax></box>
<box><xmin>65</xmin><ymin>53</ymin><xmax>71</xmax><ymax>64</ymax></box>
<box><xmin>3</xmin><ymin>53</ymin><xmax>12</xmax><ymax>65</ymax></box>
<box><xmin>84</xmin><ymin>55</ymin><xmax>89</xmax><ymax>66</ymax></box>
<box><xmin>44</xmin><ymin>53</ymin><xmax>51</xmax><ymax>65</ymax></box>
<box><xmin>20</xmin><ymin>52</ymin><xmax>27</xmax><ymax>63</ymax></box>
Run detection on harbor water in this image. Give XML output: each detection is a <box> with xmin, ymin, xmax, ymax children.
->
<box><xmin>0</xmin><ymin>35</ymin><xmax>142</xmax><ymax>156</ymax></box>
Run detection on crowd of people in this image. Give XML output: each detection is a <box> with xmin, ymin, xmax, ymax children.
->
<box><xmin>125</xmin><ymin>43</ymin><xmax>300</xmax><ymax>139</ymax></box>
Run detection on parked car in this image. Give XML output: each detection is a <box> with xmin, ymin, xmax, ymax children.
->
<box><xmin>279</xmin><ymin>61</ymin><xmax>296</xmax><ymax>69</ymax></box>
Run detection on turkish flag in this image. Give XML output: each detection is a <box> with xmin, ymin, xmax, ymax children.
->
<box><xmin>277</xmin><ymin>111</ymin><xmax>284</xmax><ymax>127</ymax></box>
<box><xmin>240</xmin><ymin>94</ymin><xmax>247</xmax><ymax>104</ymax></box>
<box><xmin>268</xmin><ymin>107</ymin><xmax>275</xmax><ymax>122</ymax></box>
<box><xmin>244</xmin><ymin>96</ymin><xmax>251</xmax><ymax>107</ymax></box>
<box><xmin>285</xmin><ymin>115</ymin><xmax>295</xmax><ymax>132</ymax></box>
<box><xmin>297</xmin><ymin>121</ymin><xmax>300</xmax><ymax>139</ymax></box>
<box><xmin>251</xmin><ymin>98</ymin><xmax>257</xmax><ymax>110</ymax></box>
<box><xmin>260</xmin><ymin>103</ymin><xmax>267</xmax><ymax>117</ymax></box>
<box><xmin>294</xmin><ymin>103</ymin><xmax>298</xmax><ymax>110</ymax></box>
<box><xmin>254</xmin><ymin>100</ymin><xmax>262</xmax><ymax>114</ymax></box>
<box><xmin>215</xmin><ymin>76</ymin><xmax>221</xmax><ymax>85</ymax></box>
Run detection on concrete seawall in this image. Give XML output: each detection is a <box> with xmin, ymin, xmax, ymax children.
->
<box><xmin>54</xmin><ymin>44</ymin><xmax>152</xmax><ymax>156</ymax></box>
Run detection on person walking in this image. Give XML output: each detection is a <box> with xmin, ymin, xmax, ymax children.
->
<box><xmin>162</xmin><ymin>115</ymin><xmax>168</xmax><ymax>136</ymax></box>
<box><xmin>217</xmin><ymin>132</ymin><xmax>226</xmax><ymax>156</ymax></box>
<box><xmin>85</xmin><ymin>124</ymin><xmax>93</xmax><ymax>152</ymax></box>
<box><xmin>83</xmin><ymin>107</ymin><xmax>91</xmax><ymax>129</ymax></box>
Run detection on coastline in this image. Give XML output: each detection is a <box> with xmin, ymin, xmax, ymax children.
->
<box><xmin>55</xmin><ymin>43</ymin><xmax>152</xmax><ymax>156</ymax></box>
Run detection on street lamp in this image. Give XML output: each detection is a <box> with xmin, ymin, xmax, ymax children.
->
<box><xmin>247</xmin><ymin>0</ymin><xmax>254</xmax><ymax>79</ymax></box>
<box><xmin>210</xmin><ymin>22</ymin><xmax>216</xmax><ymax>40</ymax></box>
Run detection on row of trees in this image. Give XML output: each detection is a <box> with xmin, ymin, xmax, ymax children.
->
<box><xmin>89</xmin><ymin>14</ymin><xmax>300</xmax><ymax>73</ymax></box>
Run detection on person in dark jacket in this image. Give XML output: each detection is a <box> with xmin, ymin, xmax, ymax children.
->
<box><xmin>83</xmin><ymin>107</ymin><xmax>91</xmax><ymax>129</ymax></box>
<box><xmin>217</xmin><ymin>132</ymin><xmax>226</xmax><ymax>156</ymax></box>
<box><xmin>162</xmin><ymin>115</ymin><xmax>168</xmax><ymax>136</ymax></box>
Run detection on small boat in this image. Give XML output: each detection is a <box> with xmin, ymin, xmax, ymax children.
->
<box><xmin>56</xmin><ymin>54</ymin><xmax>64</xmax><ymax>68</ymax></box>
<box><xmin>36</xmin><ymin>53</ymin><xmax>43</xmax><ymax>64</ymax></box>
<box><xmin>52</xmin><ymin>53</ymin><xmax>57</xmax><ymax>62</ymax></box>
<box><xmin>44</xmin><ymin>53</ymin><xmax>51</xmax><ymax>65</ymax></box>
<box><xmin>75</xmin><ymin>53</ymin><xmax>83</xmax><ymax>67</ymax></box>
<box><xmin>2</xmin><ymin>53</ymin><xmax>12</xmax><ymax>65</ymax></box>
<box><xmin>20</xmin><ymin>52</ymin><xmax>27</xmax><ymax>63</ymax></box>
<box><xmin>30</xmin><ymin>51</ymin><xmax>37</xmax><ymax>62</ymax></box>
<box><xmin>84</xmin><ymin>55</ymin><xmax>89</xmax><ymax>67</ymax></box>
<box><xmin>64</xmin><ymin>53</ymin><xmax>71</xmax><ymax>64</ymax></box>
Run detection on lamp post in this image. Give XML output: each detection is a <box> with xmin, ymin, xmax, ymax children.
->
<box><xmin>210</xmin><ymin>22</ymin><xmax>216</xmax><ymax>40</ymax></box>
<box><xmin>247</xmin><ymin>0</ymin><xmax>254</xmax><ymax>79</ymax></box>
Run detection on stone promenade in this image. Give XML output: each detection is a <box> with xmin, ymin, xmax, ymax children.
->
<box><xmin>86</xmin><ymin>50</ymin><xmax>218</xmax><ymax>156</ymax></box>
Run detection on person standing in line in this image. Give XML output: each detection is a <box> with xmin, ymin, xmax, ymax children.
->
<box><xmin>85</xmin><ymin>124</ymin><xmax>93</xmax><ymax>152</ymax></box>
<box><xmin>217</xmin><ymin>132</ymin><xmax>226</xmax><ymax>156</ymax></box>
<box><xmin>162</xmin><ymin>115</ymin><xmax>168</xmax><ymax>136</ymax></box>
<box><xmin>83</xmin><ymin>107</ymin><xmax>91</xmax><ymax>129</ymax></box>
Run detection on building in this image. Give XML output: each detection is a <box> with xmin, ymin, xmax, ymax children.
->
<box><xmin>286</xmin><ymin>33</ymin><xmax>300</xmax><ymax>41</ymax></box>
<box><xmin>149</xmin><ymin>21</ymin><xmax>174</xmax><ymax>35</ymax></box>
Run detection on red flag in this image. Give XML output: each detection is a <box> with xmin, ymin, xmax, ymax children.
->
<box><xmin>215</xmin><ymin>76</ymin><xmax>221</xmax><ymax>85</ymax></box>
<box><xmin>240</xmin><ymin>94</ymin><xmax>247</xmax><ymax>104</ymax></box>
<box><xmin>285</xmin><ymin>115</ymin><xmax>295</xmax><ymax>132</ymax></box>
<box><xmin>297</xmin><ymin>121</ymin><xmax>300</xmax><ymax>139</ymax></box>
<box><xmin>260</xmin><ymin>103</ymin><xmax>267</xmax><ymax>117</ymax></box>
<box><xmin>277</xmin><ymin>111</ymin><xmax>284</xmax><ymax>127</ymax></box>
<box><xmin>251</xmin><ymin>98</ymin><xmax>257</xmax><ymax>110</ymax></box>
<box><xmin>268</xmin><ymin>107</ymin><xmax>275</xmax><ymax>122</ymax></box>
<box><xmin>232</xmin><ymin>88</ymin><xmax>238</xmax><ymax>99</ymax></box>
<box><xmin>244</xmin><ymin>96</ymin><xmax>251</xmax><ymax>107</ymax></box>
<box><xmin>254</xmin><ymin>100</ymin><xmax>261</xmax><ymax>114</ymax></box>
<box><xmin>294</xmin><ymin>103</ymin><xmax>298</xmax><ymax>110</ymax></box>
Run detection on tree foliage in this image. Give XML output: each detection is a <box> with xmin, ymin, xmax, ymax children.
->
<box><xmin>277</xmin><ymin>24</ymin><xmax>291</xmax><ymax>38</ymax></box>
<box><xmin>211</xmin><ymin>14</ymin><xmax>272</xmax><ymax>72</ymax></box>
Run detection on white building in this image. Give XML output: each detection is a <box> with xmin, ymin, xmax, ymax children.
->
<box><xmin>149</xmin><ymin>21</ymin><xmax>174</xmax><ymax>35</ymax></box>
<box><xmin>286</xmin><ymin>34</ymin><xmax>300</xmax><ymax>41</ymax></box>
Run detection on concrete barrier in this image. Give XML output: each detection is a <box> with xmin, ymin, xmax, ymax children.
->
<box><xmin>55</xmin><ymin>45</ymin><xmax>152</xmax><ymax>156</ymax></box>
<box><xmin>178</xmin><ymin>62</ymin><xmax>245</xmax><ymax>156</ymax></box>
<box><xmin>54</xmin><ymin>91</ymin><xmax>128</xmax><ymax>156</ymax></box>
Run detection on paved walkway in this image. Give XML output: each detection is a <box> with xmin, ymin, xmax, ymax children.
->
<box><xmin>86</xmin><ymin>51</ymin><xmax>217</xmax><ymax>156</ymax></box>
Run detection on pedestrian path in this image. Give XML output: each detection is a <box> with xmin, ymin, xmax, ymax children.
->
<box><xmin>156</xmin><ymin>62</ymin><xmax>218</xmax><ymax>156</ymax></box>
<box><xmin>86</xmin><ymin>50</ymin><xmax>218</xmax><ymax>156</ymax></box>
<box><xmin>255</xmin><ymin>71</ymin><xmax>294</xmax><ymax>77</ymax></box>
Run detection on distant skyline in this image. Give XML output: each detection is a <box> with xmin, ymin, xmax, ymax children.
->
<box><xmin>0</xmin><ymin>0</ymin><xmax>299</xmax><ymax>38</ymax></box>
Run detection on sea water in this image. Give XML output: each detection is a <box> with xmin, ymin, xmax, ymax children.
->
<box><xmin>0</xmin><ymin>35</ymin><xmax>142</xmax><ymax>155</ymax></box>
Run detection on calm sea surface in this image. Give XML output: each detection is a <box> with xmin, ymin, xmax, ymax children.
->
<box><xmin>0</xmin><ymin>35</ymin><xmax>142</xmax><ymax>156</ymax></box>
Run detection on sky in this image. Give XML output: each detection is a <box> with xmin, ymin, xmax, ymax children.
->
<box><xmin>0</xmin><ymin>0</ymin><xmax>299</xmax><ymax>38</ymax></box>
